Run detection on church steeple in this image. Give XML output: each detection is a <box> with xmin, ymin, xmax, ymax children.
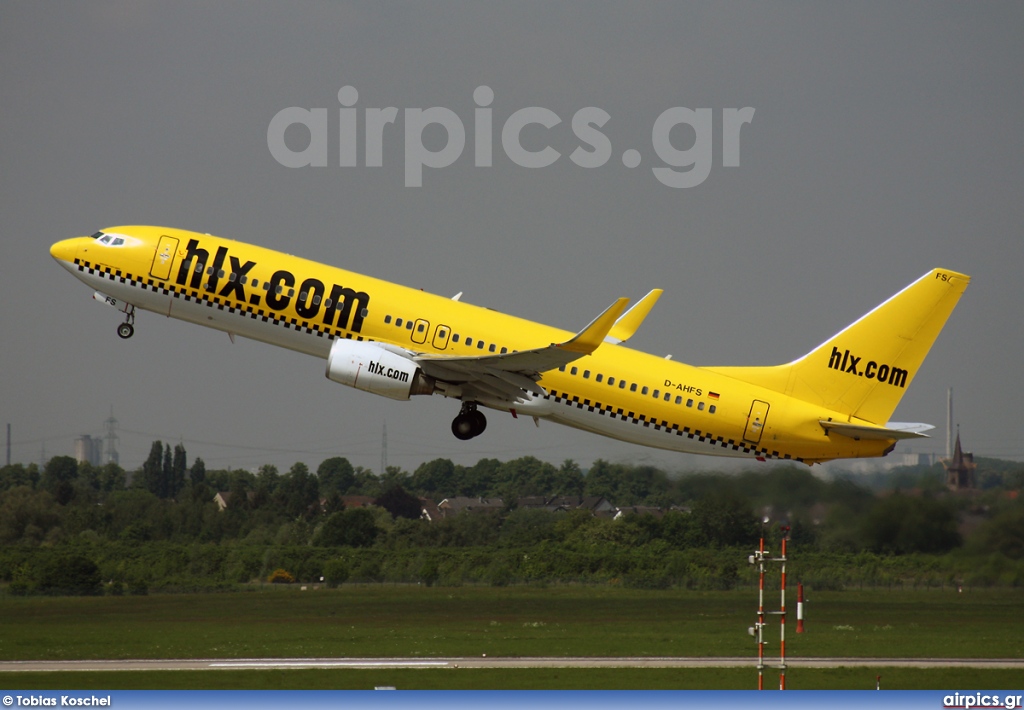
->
<box><xmin>944</xmin><ymin>427</ymin><xmax>975</xmax><ymax>490</ymax></box>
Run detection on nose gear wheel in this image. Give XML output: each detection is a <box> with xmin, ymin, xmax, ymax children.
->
<box><xmin>116</xmin><ymin>306</ymin><xmax>136</xmax><ymax>339</ymax></box>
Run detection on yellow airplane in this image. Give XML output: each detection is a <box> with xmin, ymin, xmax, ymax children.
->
<box><xmin>50</xmin><ymin>226</ymin><xmax>969</xmax><ymax>464</ymax></box>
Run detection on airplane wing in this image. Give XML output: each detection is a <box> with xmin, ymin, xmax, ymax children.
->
<box><xmin>407</xmin><ymin>297</ymin><xmax>629</xmax><ymax>403</ymax></box>
<box><xmin>819</xmin><ymin>420</ymin><xmax>933</xmax><ymax>441</ymax></box>
<box><xmin>605</xmin><ymin>289</ymin><xmax>662</xmax><ymax>344</ymax></box>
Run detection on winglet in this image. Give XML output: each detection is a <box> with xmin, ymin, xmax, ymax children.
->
<box><xmin>606</xmin><ymin>289</ymin><xmax>662</xmax><ymax>344</ymax></box>
<box><xmin>557</xmin><ymin>298</ymin><xmax>630</xmax><ymax>354</ymax></box>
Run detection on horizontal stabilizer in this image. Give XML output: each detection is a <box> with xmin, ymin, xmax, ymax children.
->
<box><xmin>819</xmin><ymin>420</ymin><xmax>932</xmax><ymax>441</ymax></box>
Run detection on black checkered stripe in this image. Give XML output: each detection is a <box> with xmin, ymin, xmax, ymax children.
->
<box><xmin>545</xmin><ymin>389</ymin><xmax>801</xmax><ymax>463</ymax></box>
<box><xmin>73</xmin><ymin>259</ymin><xmax>365</xmax><ymax>342</ymax></box>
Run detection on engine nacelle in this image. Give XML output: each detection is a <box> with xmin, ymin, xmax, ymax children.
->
<box><xmin>325</xmin><ymin>339</ymin><xmax>434</xmax><ymax>401</ymax></box>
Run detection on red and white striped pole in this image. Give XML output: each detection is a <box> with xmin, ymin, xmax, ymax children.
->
<box><xmin>779</xmin><ymin>535</ymin><xmax>787</xmax><ymax>691</ymax></box>
<box><xmin>757</xmin><ymin>535</ymin><xmax>765</xmax><ymax>690</ymax></box>
<box><xmin>796</xmin><ymin>583</ymin><xmax>805</xmax><ymax>634</ymax></box>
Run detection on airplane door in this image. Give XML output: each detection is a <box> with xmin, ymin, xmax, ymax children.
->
<box><xmin>743</xmin><ymin>400</ymin><xmax>770</xmax><ymax>444</ymax></box>
<box><xmin>149</xmin><ymin>236</ymin><xmax>179</xmax><ymax>280</ymax></box>
<box><xmin>411</xmin><ymin>318</ymin><xmax>429</xmax><ymax>345</ymax></box>
<box><xmin>432</xmin><ymin>323</ymin><xmax>452</xmax><ymax>350</ymax></box>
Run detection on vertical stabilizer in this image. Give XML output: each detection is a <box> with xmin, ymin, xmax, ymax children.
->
<box><xmin>707</xmin><ymin>269</ymin><xmax>969</xmax><ymax>424</ymax></box>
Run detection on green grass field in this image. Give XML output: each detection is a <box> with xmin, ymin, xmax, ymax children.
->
<box><xmin>1</xmin><ymin>586</ymin><xmax>1021</xmax><ymax>689</ymax></box>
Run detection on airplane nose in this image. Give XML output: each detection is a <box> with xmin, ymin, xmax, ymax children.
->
<box><xmin>50</xmin><ymin>237</ymin><xmax>83</xmax><ymax>263</ymax></box>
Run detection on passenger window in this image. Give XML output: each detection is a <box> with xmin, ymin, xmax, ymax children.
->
<box><xmin>406</xmin><ymin>321</ymin><xmax>413</xmax><ymax>330</ymax></box>
<box><xmin>396</xmin><ymin>318</ymin><xmax>403</xmax><ymax>327</ymax></box>
<box><xmin>663</xmin><ymin>393</ymin><xmax>670</xmax><ymax>401</ymax></box>
<box><xmin>571</xmin><ymin>367</ymin><xmax>578</xmax><ymax>375</ymax></box>
<box><xmin>630</xmin><ymin>383</ymin><xmax>637</xmax><ymax>392</ymax></box>
<box><xmin>385</xmin><ymin>315</ymin><xmax>392</xmax><ymax>324</ymax></box>
<box><xmin>698</xmin><ymin>402</ymin><xmax>705</xmax><ymax>411</ymax></box>
<box><xmin>583</xmin><ymin>370</ymin><xmax>590</xmax><ymax>379</ymax></box>
<box><xmin>438</xmin><ymin>329</ymin><xmax>447</xmax><ymax>338</ymax></box>
<box><xmin>686</xmin><ymin>399</ymin><xmax>693</xmax><ymax>407</ymax></box>
<box><xmin>653</xmin><ymin>389</ymin><xmax>660</xmax><ymax>398</ymax></box>
<box><xmin>275</xmin><ymin>285</ymin><xmax>283</xmax><ymax>294</ymax></box>
<box><xmin>417</xmin><ymin>323</ymin><xmax>425</xmax><ymax>333</ymax></box>
<box><xmin>219</xmin><ymin>270</ymin><xmax>226</xmax><ymax>278</ymax></box>
<box><xmin>675</xmin><ymin>395</ymin><xmax>682</xmax><ymax>404</ymax></box>
<box><xmin>477</xmin><ymin>341</ymin><xmax>485</xmax><ymax>349</ymax></box>
<box><xmin>596</xmin><ymin>374</ymin><xmax>603</xmax><ymax>383</ymax></box>
<box><xmin>489</xmin><ymin>344</ymin><xmax>496</xmax><ymax>352</ymax></box>
<box><xmin>559</xmin><ymin>366</ymin><xmax>566</xmax><ymax>372</ymax></box>
<box><xmin>641</xmin><ymin>386</ymin><xmax>649</xmax><ymax>395</ymax></box>
<box><xmin>453</xmin><ymin>334</ymin><xmax>460</xmax><ymax>343</ymax></box>
<box><xmin>323</xmin><ymin>298</ymin><xmax>331</xmax><ymax>308</ymax></box>
<box><xmin>288</xmin><ymin>289</ymin><xmax>295</xmax><ymax>297</ymax></box>
<box><xmin>466</xmin><ymin>337</ymin><xmax>473</xmax><ymax>346</ymax></box>
<box><xmin>500</xmin><ymin>347</ymin><xmax>508</xmax><ymax>354</ymax></box>
<box><xmin>619</xmin><ymin>381</ymin><xmax>627</xmax><ymax>389</ymax></box>
<box><xmin>229</xmin><ymin>273</ymin><xmax>237</xmax><ymax>282</ymax></box>
<box><xmin>709</xmin><ymin>405</ymin><xmax>717</xmax><ymax>414</ymax></box>
<box><xmin>608</xmin><ymin>377</ymin><xmax>615</xmax><ymax>386</ymax></box>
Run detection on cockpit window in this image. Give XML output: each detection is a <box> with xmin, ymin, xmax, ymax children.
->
<box><xmin>93</xmin><ymin>232</ymin><xmax>128</xmax><ymax>247</ymax></box>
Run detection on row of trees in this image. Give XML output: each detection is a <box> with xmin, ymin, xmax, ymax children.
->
<box><xmin>1</xmin><ymin>451</ymin><xmax>1021</xmax><ymax>555</ymax></box>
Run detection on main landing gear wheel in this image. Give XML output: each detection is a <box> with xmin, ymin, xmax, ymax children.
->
<box><xmin>452</xmin><ymin>403</ymin><xmax>487</xmax><ymax>440</ymax></box>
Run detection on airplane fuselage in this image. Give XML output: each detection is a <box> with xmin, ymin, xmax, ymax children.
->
<box><xmin>51</xmin><ymin>226</ymin><xmax>966</xmax><ymax>464</ymax></box>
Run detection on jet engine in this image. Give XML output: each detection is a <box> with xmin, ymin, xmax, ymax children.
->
<box><xmin>325</xmin><ymin>339</ymin><xmax>435</xmax><ymax>401</ymax></box>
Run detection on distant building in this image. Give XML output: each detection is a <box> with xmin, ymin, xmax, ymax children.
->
<box><xmin>213</xmin><ymin>490</ymin><xmax>256</xmax><ymax>510</ymax></box>
<box><xmin>516</xmin><ymin>495</ymin><xmax>616</xmax><ymax>517</ymax></box>
<box><xmin>943</xmin><ymin>432</ymin><xmax>975</xmax><ymax>491</ymax></box>
<box><xmin>613</xmin><ymin>505</ymin><xmax>665</xmax><ymax>520</ymax></box>
<box><xmin>74</xmin><ymin>435</ymin><xmax>101</xmax><ymax>466</ymax></box>
<box><xmin>419</xmin><ymin>498</ymin><xmax>442</xmax><ymax>522</ymax></box>
<box><xmin>437</xmin><ymin>496</ymin><xmax>504</xmax><ymax>518</ymax></box>
<box><xmin>339</xmin><ymin>495</ymin><xmax>376</xmax><ymax>509</ymax></box>
<box><xmin>830</xmin><ymin>451</ymin><xmax>939</xmax><ymax>474</ymax></box>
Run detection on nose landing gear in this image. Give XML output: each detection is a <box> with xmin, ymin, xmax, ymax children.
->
<box><xmin>116</xmin><ymin>306</ymin><xmax>136</xmax><ymax>339</ymax></box>
<box><xmin>451</xmin><ymin>402</ymin><xmax>487</xmax><ymax>440</ymax></box>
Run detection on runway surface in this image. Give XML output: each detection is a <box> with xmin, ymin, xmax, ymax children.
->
<box><xmin>2</xmin><ymin>657</ymin><xmax>1023</xmax><ymax>672</ymax></box>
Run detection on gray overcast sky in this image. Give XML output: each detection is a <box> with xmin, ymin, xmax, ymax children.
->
<box><xmin>2</xmin><ymin>3</ymin><xmax>1021</xmax><ymax>474</ymax></box>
